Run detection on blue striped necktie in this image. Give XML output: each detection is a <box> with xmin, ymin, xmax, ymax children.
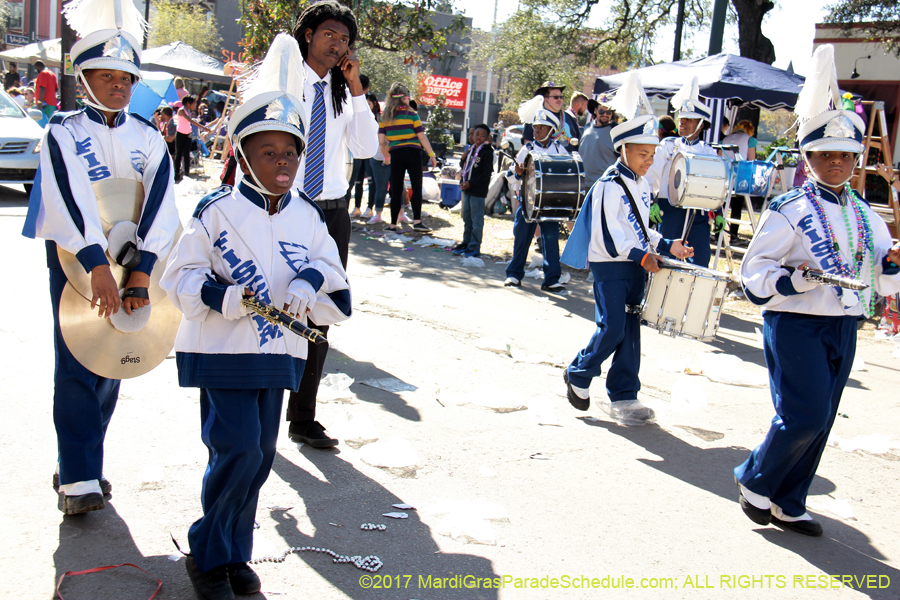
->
<box><xmin>305</xmin><ymin>80</ymin><xmax>327</xmax><ymax>200</ymax></box>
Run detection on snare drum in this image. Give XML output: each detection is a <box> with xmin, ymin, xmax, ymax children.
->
<box><xmin>521</xmin><ymin>152</ymin><xmax>586</xmax><ymax>222</ymax></box>
<box><xmin>668</xmin><ymin>152</ymin><xmax>728</xmax><ymax>211</ymax></box>
<box><xmin>641</xmin><ymin>259</ymin><xmax>730</xmax><ymax>341</ymax></box>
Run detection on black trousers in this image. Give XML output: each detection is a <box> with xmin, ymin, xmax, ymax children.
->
<box><xmin>285</xmin><ymin>204</ymin><xmax>350</xmax><ymax>423</ymax></box>
<box><xmin>389</xmin><ymin>146</ymin><xmax>423</xmax><ymax>224</ymax></box>
<box><xmin>174</xmin><ymin>132</ymin><xmax>192</xmax><ymax>179</ymax></box>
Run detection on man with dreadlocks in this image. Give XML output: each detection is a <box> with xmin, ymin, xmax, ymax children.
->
<box><xmin>286</xmin><ymin>0</ymin><xmax>378</xmax><ymax>449</ymax></box>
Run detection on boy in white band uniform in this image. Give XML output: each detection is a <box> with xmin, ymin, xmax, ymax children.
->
<box><xmin>734</xmin><ymin>45</ymin><xmax>900</xmax><ymax>537</ymax></box>
<box><xmin>562</xmin><ymin>74</ymin><xmax>693</xmax><ymax>426</ymax></box>
<box><xmin>161</xmin><ymin>35</ymin><xmax>351</xmax><ymax>599</ymax></box>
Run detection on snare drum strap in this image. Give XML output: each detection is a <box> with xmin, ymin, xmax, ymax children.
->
<box><xmin>614</xmin><ymin>176</ymin><xmax>653</xmax><ymax>253</ymax></box>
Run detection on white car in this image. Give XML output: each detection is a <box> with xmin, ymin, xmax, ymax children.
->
<box><xmin>0</xmin><ymin>89</ymin><xmax>44</xmax><ymax>194</ymax></box>
<box><xmin>500</xmin><ymin>124</ymin><xmax>524</xmax><ymax>152</ymax></box>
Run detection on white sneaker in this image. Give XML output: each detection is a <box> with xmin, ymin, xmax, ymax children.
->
<box><xmin>604</xmin><ymin>399</ymin><xmax>656</xmax><ymax>426</ymax></box>
<box><xmin>504</xmin><ymin>277</ymin><xmax>521</xmax><ymax>288</ymax></box>
<box><xmin>398</xmin><ymin>212</ymin><xmax>412</xmax><ymax>223</ymax></box>
<box><xmin>362</xmin><ymin>208</ymin><xmax>374</xmax><ymax>218</ymax></box>
<box><xmin>367</xmin><ymin>214</ymin><xmax>383</xmax><ymax>224</ymax></box>
<box><xmin>349</xmin><ymin>208</ymin><xmax>362</xmax><ymax>218</ymax></box>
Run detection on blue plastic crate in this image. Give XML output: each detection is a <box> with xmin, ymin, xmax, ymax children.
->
<box><xmin>440</xmin><ymin>181</ymin><xmax>462</xmax><ymax>207</ymax></box>
<box><xmin>733</xmin><ymin>161</ymin><xmax>775</xmax><ymax>196</ymax></box>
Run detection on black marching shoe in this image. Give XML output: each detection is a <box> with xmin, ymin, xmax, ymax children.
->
<box><xmin>563</xmin><ymin>370</ymin><xmax>589</xmax><ymax>411</ymax></box>
<box><xmin>185</xmin><ymin>556</ymin><xmax>235</xmax><ymax>600</ymax></box>
<box><xmin>53</xmin><ymin>473</ymin><xmax>112</xmax><ymax>496</ymax></box>
<box><xmin>288</xmin><ymin>420</ymin><xmax>339</xmax><ymax>449</ymax></box>
<box><xmin>771</xmin><ymin>516</ymin><xmax>824</xmax><ymax>537</ymax></box>
<box><xmin>227</xmin><ymin>562</ymin><xmax>261</xmax><ymax>595</ymax></box>
<box><xmin>58</xmin><ymin>492</ymin><xmax>105</xmax><ymax>515</ymax></box>
<box><xmin>541</xmin><ymin>282</ymin><xmax>566</xmax><ymax>293</ymax></box>
<box><xmin>735</xmin><ymin>477</ymin><xmax>771</xmax><ymax>526</ymax></box>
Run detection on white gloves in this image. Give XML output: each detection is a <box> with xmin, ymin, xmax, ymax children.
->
<box><xmin>285</xmin><ymin>278</ymin><xmax>317</xmax><ymax>318</ymax></box>
<box><xmin>789</xmin><ymin>267</ymin><xmax>818</xmax><ymax>293</ymax></box>
<box><xmin>222</xmin><ymin>285</ymin><xmax>252</xmax><ymax>320</ymax></box>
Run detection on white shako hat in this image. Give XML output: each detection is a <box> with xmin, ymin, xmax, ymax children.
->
<box><xmin>532</xmin><ymin>109</ymin><xmax>561</xmax><ymax>134</ymax></box>
<box><xmin>64</xmin><ymin>0</ymin><xmax>147</xmax><ymax>81</ymax></box>
<box><xmin>670</xmin><ymin>76</ymin><xmax>711</xmax><ymax>122</ymax></box>
<box><xmin>228</xmin><ymin>33</ymin><xmax>308</xmax><ymax>149</ymax></box>
<box><xmin>609</xmin><ymin>72</ymin><xmax>659</xmax><ymax>149</ymax></box>
<box><xmin>795</xmin><ymin>45</ymin><xmax>865</xmax><ymax>154</ymax></box>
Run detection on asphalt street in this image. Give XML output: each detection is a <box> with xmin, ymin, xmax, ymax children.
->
<box><xmin>1</xmin><ymin>180</ymin><xmax>899</xmax><ymax>600</ymax></box>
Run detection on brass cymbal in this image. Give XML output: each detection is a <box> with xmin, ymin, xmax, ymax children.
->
<box><xmin>58</xmin><ymin>282</ymin><xmax>181</xmax><ymax>380</ymax></box>
<box><xmin>58</xmin><ymin>178</ymin><xmax>181</xmax><ymax>303</ymax></box>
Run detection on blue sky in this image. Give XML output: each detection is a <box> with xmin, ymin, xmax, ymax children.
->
<box><xmin>453</xmin><ymin>0</ymin><xmax>830</xmax><ymax>76</ymax></box>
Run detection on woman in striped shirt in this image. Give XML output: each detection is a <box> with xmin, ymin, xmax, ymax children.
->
<box><xmin>378</xmin><ymin>83</ymin><xmax>438</xmax><ymax>232</ymax></box>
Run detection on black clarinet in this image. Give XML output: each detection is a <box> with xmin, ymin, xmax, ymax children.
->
<box><xmin>783</xmin><ymin>266</ymin><xmax>869</xmax><ymax>291</ymax></box>
<box><xmin>240</xmin><ymin>296</ymin><xmax>327</xmax><ymax>344</ymax></box>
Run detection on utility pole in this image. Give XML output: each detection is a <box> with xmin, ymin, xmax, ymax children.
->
<box><xmin>672</xmin><ymin>0</ymin><xmax>686</xmax><ymax>61</ymax></box>
<box><xmin>482</xmin><ymin>0</ymin><xmax>498</xmax><ymax>126</ymax></box>
<box><xmin>708</xmin><ymin>0</ymin><xmax>728</xmax><ymax>55</ymax></box>
<box><xmin>27</xmin><ymin>0</ymin><xmax>37</xmax><ymax>80</ymax></box>
<box><xmin>143</xmin><ymin>0</ymin><xmax>151</xmax><ymax>49</ymax></box>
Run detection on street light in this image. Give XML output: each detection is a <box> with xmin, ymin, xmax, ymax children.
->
<box><xmin>850</xmin><ymin>55</ymin><xmax>871</xmax><ymax>79</ymax></box>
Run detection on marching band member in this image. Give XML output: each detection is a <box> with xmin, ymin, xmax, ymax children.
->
<box><xmin>645</xmin><ymin>77</ymin><xmax>724</xmax><ymax>267</ymax></box>
<box><xmin>161</xmin><ymin>34</ymin><xmax>351</xmax><ymax>600</ymax></box>
<box><xmin>561</xmin><ymin>74</ymin><xmax>693</xmax><ymax>426</ymax></box>
<box><xmin>734</xmin><ymin>45</ymin><xmax>900</xmax><ymax>537</ymax></box>
<box><xmin>503</xmin><ymin>109</ymin><xmax>570</xmax><ymax>293</ymax></box>
<box><xmin>21</xmin><ymin>0</ymin><xmax>178</xmax><ymax>515</ymax></box>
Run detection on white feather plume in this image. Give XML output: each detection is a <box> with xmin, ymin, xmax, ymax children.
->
<box><xmin>517</xmin><ymin>95</ymin><xmax>544</xmax><ymax>123</ymax></box>
<box><xmin>794</xmin><ymin>44</ymin><xmax>842</xmax><ymax>122</ymax></box>
<box><xmin>62</xmin><ymin>0</ymin><xmax>148</xmax><ymax>42</ymax></box>
<box><xmin>670</xmin><ymin>75</ymin><xmax>700</xmax><ymax>112</ymax></box>
<box><xmin>239</xmin><ymin>33</ymin><xmax>306</xmax><ymax>102</ymax></box>
<box><xmin>608</xmin><ymin>72</ymin><xmax>654</xmax><ymax>120</ymax></box>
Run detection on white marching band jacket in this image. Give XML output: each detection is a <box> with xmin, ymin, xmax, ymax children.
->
<box><xmin>587</xmin><ymin>161</ymin><xmax>671</xmax><ymax>265</ymax></box>
<box><xmin>645</xmin><ymin>136</ymin><xmax>718</xmax><ymax>201</ymax></box>
<box><xmin>742</xmin><ymin>184</ymin><xmax>900</xmax><ymax>317</ymax></box>
<box><xmin>23</xmin><ymin>106</ymin><xmax>179</xmax><ymax>275</ymax></box>
<box><xmin>161</xmin><ymin>181</ymin><xmax>351</xmax><ymax>389</ymax></box>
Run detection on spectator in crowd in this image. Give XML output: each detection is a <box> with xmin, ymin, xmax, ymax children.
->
<box><xmin>579</xmin><ymin>97</ymin><xmax>618</xmax><ymax>188</ymax></box>
<box><xmin>567</xmin><ymin>91</ymin><xmax>589</xmax><ymax>125</ymax></box>
<box><xmin>379</xmin><ymin>81</ymin><xmax>437</xmax><ymax>232</ymax></box>
<box><xmin>158</xmin><ymin>106</ymin><xmax>177</xmax><ymax>157</ymax></box>
<box><xmin>452</xmin><ymin>123</ymin><xmax>493</xmax><ymax>257</ymax></box>
<box><xmin>33</xmin><ymin>61</ymin><xmax>59</xmax><ymax>121</ymax></box>
<box><xmin>522</xmin><ymin>81</ymin><xmax>580</xmax><ymax>152</ymax></box>
<box><xmin>720</xmin><ymin>116</ymin><xmax>730</xmax><ymax>138</ymax></box>
<box><xmin>347</xmin><ymin>74</ymin><xmax>371</xmax><ymax>216</ymax></box>
<box><xmin>875</xmin><ymin>162</ymin><xmax>900</xmax><ymax>194</ymax></box>
<box><xmin>174</xmin><ymin>96</ymin><xmax>212</xmax><ymax>183</ymax></box>
<box><xmin>365</xmin><ymin>93</ymin><xmax>389</xmax><ymax>223</ymax></box>
<box><xmin>9</xmin><ymin>87</ymin><xmax>25</xmax><ymax>107</ymax></box>
<box><xmin>722</xmin><ymin>119</ymin><xmax>757</xmax><ymax>161</ymax></box>
<box><xmin>174</xmin><ymin>76</ymin><xmax>187</xmax><ymax>100</ymax></box>
<box><xmin>4</xmin><ymin>62</ymin><xmax>20</xmax><ymax>90</ymax></box>
<box><xmin>658</xmin><ymin>115</ymin><xmax>678</xmax><ymax>140</ymax></box>
<box><xmin>23</xmin><ymin>87</ymin><xmax>35</xmax><ymax>108</ymax></box>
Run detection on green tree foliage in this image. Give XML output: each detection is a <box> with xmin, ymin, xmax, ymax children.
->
<box><xmin>0</xmin><ymin>1</ymin><xmax>9</xmax><ymax>39</ymax></box>
<box><xmin>825</xmin><ymin>0</ymin><xmax>900</xmax><ymax>57</ymax></box>
<box><xmin>239</xmin><ymin>0</ymin><xmax>466</xmax><ymax>62</ymax></box>
<box><xmin>357</xmin><ymin>47</ymin><xmax>418</xmax><ymax>97</ymax></box>
<box><xmin>424</xmin><ymin>95</ymin><xmax>455</xmax><ymax>147</ymax></box>
<box><xmin>148</xmin><ymin>0</ymin><xmax>223</xmax><ymax>55</ymax></box>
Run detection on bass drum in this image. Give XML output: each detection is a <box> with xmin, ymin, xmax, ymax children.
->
<box><xmin>521</xmin><ymin>152</ymin><xmax>586</xmax><ymax>223</ymax></box>
<box><xmin>667</xmin><ymin>152</ymin><xmax>728</xmax><ymax>211</ymax></box>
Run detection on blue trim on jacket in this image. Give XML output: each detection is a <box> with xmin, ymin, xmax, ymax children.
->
<box><xmin>327</xmin><ymin>289</ymin><xmax>352</xmax><ymax>317</ymax></box>
<box><xmin>76</xmin><ymin>244</ymin><xmax>107</xmax><ymax>273</ymax></box>
<box><xmin>200</xmin><ymin>274</ymin><xmax>229</xmax><ymax>313</ymax></box>
<box><xmin>176</xmin><ymin>352</ymin><xmax>306</xmax><ymax>391</ymax></box>
<box><xmin>134</xmin><ymin>251</ymin><xmax>158</xmax><ymax>276</ymax></box>
<box><xmin>775</xmin><ymin>274</ymin><xmax>803</xmax><ymax>296</ymax></box>
<box><xmin>294</xmin><ymin>268</ymin><xmax>324</xmax><ymax>292</ymax></box>
<box><xmin>47</xmin><ymin>130</ymin><xmax>84</xmax><ymax>237</ymax></box>
<box><xmin>743</xmin><ymin>285</ymin><xmax>773</xmax><ymax>306</ymax></box>
<box><xmin>137</xmin><ymin>143</ymin><xmax>172</xmax><ymax>243</ymax></box>
<box><xmin>193</xmin><ymin>186</ymin><xmax>232</xmax><ymax>219</ymax></box>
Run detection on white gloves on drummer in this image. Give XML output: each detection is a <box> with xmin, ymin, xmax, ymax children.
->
<box><xmin>285</xmin><ymin>278</ymin><xmax>317</xmax><ymax>318</ymax></box>
<box><xmin>222</xmin><ymin>285</ymin><xmax>252</xmax><ymax>320</ymax></box>
<box><xmin>789</xmin><ymin>268</ymin><xmax>818</xmax><ymax>293</ymax></box>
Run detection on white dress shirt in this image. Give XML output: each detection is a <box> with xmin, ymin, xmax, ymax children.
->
<box><xmin>293</xmin><ymin>62</ymin><xmax>379</xmax><ymax>200</ymax></box>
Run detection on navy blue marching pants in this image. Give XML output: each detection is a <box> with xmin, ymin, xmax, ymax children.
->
<box><xmin>49</xmin><ymin>266</ymin><xmax>120</xmax><ymax>486</ymax></box>
<box><xmin>735</xmin><ymin>311</ymin><xmax>857</xmax><ymax>517</ymax></box>
<box><xmin>567</xmin><ymin>265</ymin><xmax>645</xmax><ymax>401</ymax></box>
<box><xmin>659</xmin><ymin>199</ymin><xmax>712</xmax><ymax>268</ymax></box>
<box><xmin>189</xmin><ymin>387</ymin><xmax>283</xmax><ymax>573</ymax></box>
<box><xmin>506</xmin><ymin>203</ymin><xmax>561</xmax><ymax>286</ymax></box>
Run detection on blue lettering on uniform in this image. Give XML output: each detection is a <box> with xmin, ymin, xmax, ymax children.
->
<box><xmin>796</xmin><ymin>214</ymin><xmax>836</xmax><ymax>271</ymax></box>
<box><xmin>74</xmin><ymin>138</ymin><xmax>92</xmax><ymax>155</ymax></box>
<box><xmin>221</xmin><ymin>249</ymin><xmax>240</xmax><ymax>268</ymax></box>
<box><xmin>233</xmin><ymin>260</ymin><xmax>257</xmax><ymax>284</ymax></box>
<box><xmin>74</xmin><ymin>137</ymin><xmax>110</xmax><ymax>181</ymax></box>
<box><xmin>623</xmin><ymin>193</ymin><xmax>648</xmax><ymax>250</ymax></box>
<box><xmin>278</xmin><ymin>241</ymin><xmax>310</xmax><ymax>273</ymax></box>
<box><xmin>88</xmin><ymin>166</ymin><xmax>111</xmax><ymax>181</ymax></box>
<box><xmin>213</xmin><ymin>231</ymin><xmax>228</xmax><ymax>251</ymax></box>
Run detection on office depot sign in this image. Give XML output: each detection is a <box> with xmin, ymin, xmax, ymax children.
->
<box><xmin>418</xmin><ymin>75</ymin><xmax>468</xmax><ymax>110</ymax></box>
